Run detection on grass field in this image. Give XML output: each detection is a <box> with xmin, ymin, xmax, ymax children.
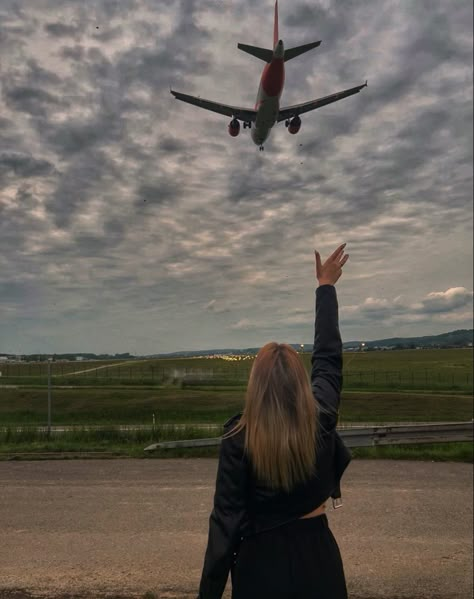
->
<box><xmin>0</xmin><ymin>433</ymin><xmax>471</xmax><ymax>463</ymax></box>
<box><xmin>0</xmin><ymin>349</ymin><xmax>472</xmax><ymax>460</ymax></box>
<box><xmin>1</xmin><ymin>348</ymin><xmax>473</xmax><ymax>391</ymax></box>
<box><xmin>0</xmin><ymin>388</ymin><xmax>472</xmax><ymax>425</ymax></box>
<box><xmin>0</xmin><ymin>422</ymin><xmax>472</xmax><ymax>463</ymax></box>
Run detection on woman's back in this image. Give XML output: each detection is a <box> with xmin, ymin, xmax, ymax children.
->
<box><xmin>197</xmin><ymin>244</ymin><xmax>351</xmax><ymax>599</ymax></box>
<box><xmin>219</xmin><ymin>398</ymin><xmax>351</xmax><ymax>537</ymax></box>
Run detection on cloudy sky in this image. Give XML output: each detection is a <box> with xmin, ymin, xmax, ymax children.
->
<box><xmin>1</xmin><ymin>0</ymin><xmax>472</xmax><ymax>355</ymax></box>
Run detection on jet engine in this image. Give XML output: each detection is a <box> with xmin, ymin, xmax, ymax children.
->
<box><xmin>228</xmin><ymin>118</ymin><xmax>240</xmax><ymax>137</ymax></box>
<box><xmin>288</xmin><ymin>116</ymin><xmax>301</xmax><ymax>134</ymax></box>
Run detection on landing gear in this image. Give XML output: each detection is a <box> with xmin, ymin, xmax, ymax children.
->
<box><xmin>259</xmin><ymin>145</ymin><xmax>264</xmax><ymax>151</ymax></box>
<box><xmin>243</xmin><ymin>121</ymin><xmax>252</xmax><ymax>129</ymax></box>
<box><xmin>285</xmin><ymin>119</ymin><xmax>290</xmax><ymax>127</ymax></box>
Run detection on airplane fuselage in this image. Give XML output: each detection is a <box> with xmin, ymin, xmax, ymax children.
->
<box><xmin>170</xmin><ymin>1</ymin><xmax>367</xmax><ymax>149</ymax></box>
<box><xmin>251</xmin><ymin>40</ymin><xmax>285</xmax><ymax>147</ymax></box>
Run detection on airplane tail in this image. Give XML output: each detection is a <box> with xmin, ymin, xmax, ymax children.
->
<box><xmin>237</xmin><ymin>43</ymin><xmax>273</xmax><ymax>63</ymax></box>
<box><xmin>284</xmin><ymin>40</ymin><xmax>322</xmax><ymax>62</ymax></box>
<box><xmin>238</xmin><ymin>2</ymin><xmax>321</xmax><ymax>63</ymax></box>
<box><xmin>237</xmin><ymin>0</ymin><xmax>279</xmax><ymax>63</ymax></box>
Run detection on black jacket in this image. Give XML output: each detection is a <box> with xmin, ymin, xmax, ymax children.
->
<box><xmin>198</xmin><ymin>285</ymin><xmax>351</xmax><ymax>599</ymax></box>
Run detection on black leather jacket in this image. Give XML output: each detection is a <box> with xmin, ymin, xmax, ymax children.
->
<box><xmin>198</xmin><ymin>285</ymin><xmax>352</xmax><ymax>599</ymax></box>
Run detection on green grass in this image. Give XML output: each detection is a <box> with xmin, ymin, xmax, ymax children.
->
<box><xmin>0</xmin><ymin>425</ymin><xmax>222</xmax><ymax>459</ymax></box>
<box><xmin>2</xmin><ymin>347</ymin><xmax>470</xmax><ymax>376</ymax></box>
<box><xmin>0</xmin><ymin>387</ymin><xmax>245</xmax><ymax>424</ymax></box>
<box><xmin>0</xmin><ymin>431</ymin><xmax>471</xmax><ymax>463</ymax></box>
<box><xmin>337</xmin><ymin>391</ymin><xmax>473</xmax><ymax>424</ymax></box>
<box><xmin>0</xmin><ymin>424</ymin><xmax>218</xmax><ymax>444</ymax></box>
<box><xmin>0</xmin><ymin>359</ymin><xmax>131</xmax><ymax>377</ymax></box>
<box><xmin>1</xmin><ymin>348</ymin><xmax>472</xmax><ymax>392</ymax></box>
<box><xmin>0</xmin><ymin>387</ymin><xmax>472</xmax><ymax>426</ymax></box>
<box><xmin>0</xmin><ymin>350</ymin><xmax>472</xmax><ymax>461</ymax></box>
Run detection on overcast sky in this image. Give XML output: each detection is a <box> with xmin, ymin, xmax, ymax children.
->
<box><xmin>0</xmin><ymin>0</ymin><xmax>472</xmax><ymax>355</ymax></box>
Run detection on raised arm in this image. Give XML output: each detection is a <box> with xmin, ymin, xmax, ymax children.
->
<box><xmin>311</xmin><ymin>244</ymin><xmax>348</xmax><ymax>431</ymax></box>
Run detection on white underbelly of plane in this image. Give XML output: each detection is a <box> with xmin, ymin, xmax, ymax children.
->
<box><xmin>251</xmin><ymin>93</ymin><xmax>280</xmax><ymax>146</ymax></box>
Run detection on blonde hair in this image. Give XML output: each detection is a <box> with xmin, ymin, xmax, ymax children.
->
<box><xmin>223</xmin><ymin>342</ymin><xmax>319</xmax><ymax>493</ymax></box>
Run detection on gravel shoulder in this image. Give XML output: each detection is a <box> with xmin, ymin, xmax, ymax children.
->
<box><xmin>0</xmin><ymin>459</ymin><xmax>472</xmax><ymax>599</ymax></box>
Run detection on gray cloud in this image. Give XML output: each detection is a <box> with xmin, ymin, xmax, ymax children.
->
<box><xmin>284</xmin><ymin>2</ymin><xmax>350</xmax><ymax>45</ymax></box>
<box><xmin>0</xmin><ymin>0</ymin><xmax>472</xmax><ymax>354</ymax></box>
<box><xmin>60</xmin><ymin>45</ymin><xmax>84</xmax><ymax>61</ymax></box>
<box><xmin>0</xmin><ymin>151</ymin><xmax>55</xmax><ymax>180</ymax></box>
<box><xmin>136</xmin><ymin>181</ymin><xmax>181</xmax><ymax>206</ymax></box>
<box><xmin>3</xmin><ymin>85</ymin><xmax>63</xmax><ymax>116</ymax></box>
<box><xmin>47</xmin><ymin>148</ymin><xmax>122</xmax><ymax>228</ymax></box>
<box><xmin>43</xmin><ymin>114</ymin><xmax>120</xmax><ymax>156</ymax></box>
<box><xmin>339</xmin><ymin>287</ymin><xmax>474</xmax><ymax>329</ymax></box>
<box><xmin>158</xmin><ymin>136</ymin><xmax>187</xmax><ymax>153</ymax></box>
<box><xmin>44</xmin><ymin>22</ymin><xmax>81</xmax><ymax>38</ymax></box>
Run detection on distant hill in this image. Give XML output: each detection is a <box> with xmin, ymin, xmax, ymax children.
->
<box><xmin>2</xmin><ymin>329</ymin><xmax>472</xmax><ymax>361</ymax></box>
<box><xmin>150</xmin><ymin>329</ymin><xmax>473</xmax><ymax>357</ymax></box>
<box><xmin>343</xmin><ymin>328</ymin><xmax>473</xmax><ymax>350</ymax></box>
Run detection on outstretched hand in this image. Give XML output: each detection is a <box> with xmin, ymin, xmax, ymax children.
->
<box><xmin>315</xmin><ymin>243</ymin><xmax>349</xmax><ymax>286</ymax></box>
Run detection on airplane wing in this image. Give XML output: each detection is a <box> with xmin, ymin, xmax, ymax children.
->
<box><xmin>170</xmin><ymin>90</ymin><xmax>257</xmax><ymax>122</ymax></box>
<box><xmin>277</xmin><ymin>81</ymin><xmax>367</xmax><ymax>122</ymax></box>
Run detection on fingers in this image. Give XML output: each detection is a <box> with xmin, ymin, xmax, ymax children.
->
<box><xmin>315</xmin><ymin>250</ymin><xmax>323</xmax><ymax>276</ymax></box>
<box><xmin>339</xmin><ymin>253</ymin><xmax>349</xmax><ymax>266</ymax></box>
<box><xmin>315</xmin><ymin>244</ymin><xmax>348</xmax><ymax>278</ymax></box>
<box><xmin>329</xmin><ymin>243</ymin><xmax>346</xmax><ymax>261</ymax></box>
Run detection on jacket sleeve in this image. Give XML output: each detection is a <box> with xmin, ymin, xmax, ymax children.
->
<box><xmin>311</xmin><ymin>284</ymin><xmax>343</xmax><ymax>432</ymax></box>
<box><xmin>198</xmin><ymin>428</ymin><xmax>248</xmax><ymax>599</ymax></box>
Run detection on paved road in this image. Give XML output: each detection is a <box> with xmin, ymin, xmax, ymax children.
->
<box><xmin>0</xmin><ymin>459</ymin><xmax>472</xmax><ymax>599</ymax></box>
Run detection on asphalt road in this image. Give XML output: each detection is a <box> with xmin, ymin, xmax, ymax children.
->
<box><xmin>0</xmin><ymin>459</ymin><xmax>472</xmax><ymax>599</ymax></box>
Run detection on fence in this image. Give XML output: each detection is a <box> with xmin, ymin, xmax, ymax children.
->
<box><xmin>343</xmin><ymin>370</ymin><xmax>473</xmax><ymax>390</ymax></box>
<box><xmin>0</xmin><ymin>363</ymin><xmax>472</xmax><ymax>391</ymax></box>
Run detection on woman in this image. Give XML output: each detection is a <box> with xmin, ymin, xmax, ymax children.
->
<box><xmin>197</xmin><ymin>243</ymin><xmax>351</xmax><ymax>599</ymax></box>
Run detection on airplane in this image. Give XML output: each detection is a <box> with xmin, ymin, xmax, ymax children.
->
<box><xmin>170</xmin><ymin>1</ymin><xmax>367</xmax><ymax>151</ymax></box>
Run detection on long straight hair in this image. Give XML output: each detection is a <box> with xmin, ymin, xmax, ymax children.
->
<box><xmin>223</xmin><ymin>342</ymin><xmax>319</xmax><ymax>493</ymax></box>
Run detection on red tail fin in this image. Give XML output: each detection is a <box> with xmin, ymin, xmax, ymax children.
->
<box><xmin>274</xmin><ymin>0</ymin><xmax>279</xmax><ymax>46</ymax></box>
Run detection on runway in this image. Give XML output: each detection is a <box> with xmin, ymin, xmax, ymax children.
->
<box><xmin>0</xmin><ymin>458</ymin><xmax>472</xmax><ymax>598</ymax></box>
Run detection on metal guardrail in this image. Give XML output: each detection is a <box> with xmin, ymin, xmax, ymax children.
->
<box><xmin>338</xmin><ymin>421</ymin><xmax>473</xmax><ymax>448</ymax></box>
<box><xmin>143</xmin><ymin>421</ymin><xmax>474</xmax><ymax>451</ymax></box>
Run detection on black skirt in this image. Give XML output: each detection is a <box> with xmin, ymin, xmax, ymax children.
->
<box><xmin>231</xmin><ymin>513</ymin><xmax>348</xmax><ymax>599</ymax></box>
